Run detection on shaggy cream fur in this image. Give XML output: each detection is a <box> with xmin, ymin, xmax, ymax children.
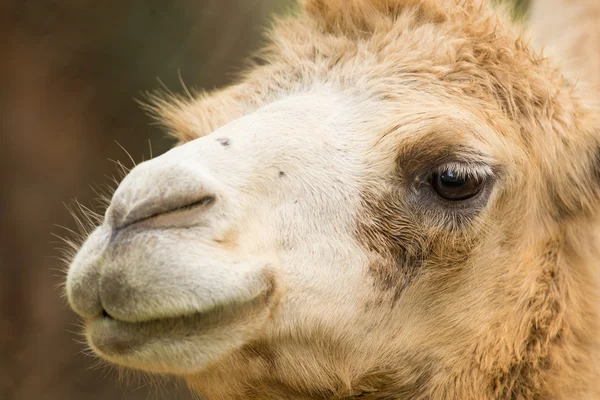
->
<box><xmin>66</xmin><ymin>0</ymin><xmax>600</xmax><ymax>398</ymax></box>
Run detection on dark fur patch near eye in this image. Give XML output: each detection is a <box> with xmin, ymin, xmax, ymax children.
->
<box><xmin>356</xmin><ymin>181</ymin><xmax>482</xmax><ymax>306</ymax></box>
<box><xmin>356</xmin><ymin>188</ymin><xmax>430</xmax><ymax>301</ymax></box>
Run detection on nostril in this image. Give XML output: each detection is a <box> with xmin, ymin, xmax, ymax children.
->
<box><xmin>139</xmin><ymin>194</ymin><xmax>215</xmax><ymax>221</ymax></box>
<box><xmin>106</xmin><ymin>159</ymin><xmax>224</xmax><ymax>230</ymax></box>
<box><xmin>116</xmin><ymin>194</ymin><xmax>216</xmax><ymax>230</ymax></box>
<box><xmin>175</xmin><ymin>195</ymin><xmax>216</xmax><ymax>212</ymax></box>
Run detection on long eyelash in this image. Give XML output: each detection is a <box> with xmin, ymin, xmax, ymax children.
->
<box><xmin>433</xmin><ymin>162</ymin><xmax>493</xmax><ymax>180</ymax></box>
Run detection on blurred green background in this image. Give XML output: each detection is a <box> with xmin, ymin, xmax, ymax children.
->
<box><xmin>0</xmin><ymin>0</ymin><xmax>528</xmax><ymax>399</ymax></box>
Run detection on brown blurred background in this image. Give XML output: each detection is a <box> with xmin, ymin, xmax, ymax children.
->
<box><xmin>0</xmin><ymin>0</ymin><xmax>528</xmax><ymax>399</ymax></box>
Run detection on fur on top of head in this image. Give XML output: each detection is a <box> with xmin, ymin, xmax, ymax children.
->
<box><xmin>302</xmin><ymin>0</ymin><xmax>449</xmax><ymax>33</ymax></box>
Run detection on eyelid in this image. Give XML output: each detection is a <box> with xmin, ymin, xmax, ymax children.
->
<box><xmin>432</xmin><ymin>162</ymin><xmax>494</xmax><ymax>180</ymax></box>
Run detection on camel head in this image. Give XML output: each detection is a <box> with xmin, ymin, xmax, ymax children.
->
<box><xmin>65</xmin><ymin>0</ymin><xmax>600</xmax><ymax>398</ymax></box>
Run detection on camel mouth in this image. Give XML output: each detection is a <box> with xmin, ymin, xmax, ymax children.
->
<box><xmin>67</xmin><ymin>220</ymin><xmax>285</xmax><ymax>373</ymax></box>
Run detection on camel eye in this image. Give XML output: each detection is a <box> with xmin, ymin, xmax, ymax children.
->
<box><xmin>431</xmin><ymin>169</ymin><xmax>484</xmax><ymax>201</ymax></box>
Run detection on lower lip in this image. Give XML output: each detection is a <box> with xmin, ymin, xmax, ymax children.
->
<box><xmin>88</xmin><ymin>316</ymin><xmax>146</xmax><ymax>355</ymax></box>
<box><xmin>87</xmin><ymin>292</ymin><xmax>274</xmax><ymax>356</ymax></box>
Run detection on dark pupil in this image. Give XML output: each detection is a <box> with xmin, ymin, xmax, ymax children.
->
<box><xmin>432</xmin><ymin>170</ymin><xmax>482</xmax><ymax>201</ymax></box>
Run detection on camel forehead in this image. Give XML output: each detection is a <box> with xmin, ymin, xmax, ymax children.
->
<box><xmin>207</xmin><ymin>87</ymin><xmax>510</xmax><ymax>168</ymax></box>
